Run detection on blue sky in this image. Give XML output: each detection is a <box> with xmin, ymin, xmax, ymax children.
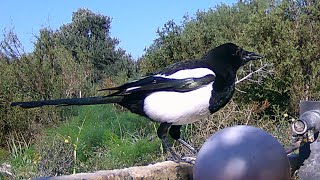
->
<box><xmin>1</xmin><ymin>0</ymin><xmax>235</xmax><ymax>59</ymax></box>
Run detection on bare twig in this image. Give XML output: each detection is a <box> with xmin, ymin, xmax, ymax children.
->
<box><xmin>1</xmin><ymin>27</ymin><xmax>25</xmax><ymax>60</ymax></box>
<box><xmin>235</xmin><ymin>87</ymin><xmax>247</xmax><ymax>93</ymax></box>
<box><xmin>236</xmin><ymin>64</ymin><xmax>268</xmax><ymax>84</ymax></box>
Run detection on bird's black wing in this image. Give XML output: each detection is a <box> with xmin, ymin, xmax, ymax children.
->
<box><xmin>100</xmin><ymin>74</ymin><xmax>215</xmax><ymax>96</ymax></box>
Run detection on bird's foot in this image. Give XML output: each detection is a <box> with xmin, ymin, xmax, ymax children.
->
<box><xmin>162</xmin><ymin>138</ymin><xmax>181</xmax><ymax>162</ymax></box>
<box><xmin>167</xmin><ymin>147</ymin><xmax>181</xmax><ymax>163</ymax></box>
<box><xmin>167</xmin><ymin>153</ymin><xmax>196</xmax><ymax>164</ymax></box>
<box><xmin>180</xmin><ymin>156</ymin><xmax>196</xmax><ymax>164</ymax></box>
<box><xmin>166</xmin><ymin>155</ymin><xmax>181</xmax><ymax>163</ymax></box>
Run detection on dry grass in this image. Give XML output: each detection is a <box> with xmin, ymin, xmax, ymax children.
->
<box><xmin>174</xmin><ymin>100</ymin><xmax>292</xmax><ymax>156</ymax></box>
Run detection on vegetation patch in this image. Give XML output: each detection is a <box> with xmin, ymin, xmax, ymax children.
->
<box><xmin>1</xmin><ymin>0</ymin><xmax>319</xmax><ymax>178</ymax></box>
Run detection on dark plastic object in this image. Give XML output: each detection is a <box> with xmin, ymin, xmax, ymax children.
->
<box><xmin>300</xmin><ymin>101</ymin><xmax>320</xmax><ymax>115</ymax></box>
<box><xmin>295</xmin><ymin>101</ymin><xmax>320</xmax><ymax>179</ymax></box>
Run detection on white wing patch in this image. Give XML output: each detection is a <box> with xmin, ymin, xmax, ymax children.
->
<box><xmin>156</xmin><ymin>68</ymin><xmax>215</xmax><ymax>79</ymax></box>
<box><xmin>125</xmin><ymin>86</ymin><xmax>141</xmax><ymax>92</ymax></box>
<box><xmin>144</xmin><ymin>68</ymin><xmax>215</xmax><ymax>125</ymax></box>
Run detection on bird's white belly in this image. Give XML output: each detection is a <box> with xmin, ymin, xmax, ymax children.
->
<box><xmin>143</xmin><ymin>83</ymin><xmax>212</xmax><ymax>125</ymax></box>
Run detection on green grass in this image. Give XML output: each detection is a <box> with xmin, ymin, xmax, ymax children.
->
<box><xmin>9</xmin><ymin>105</ymin><xmax>162</xmax><ymax>178</ymax></box>
<box><xmin>43</xmin><ymin>105</ymin><xmax>160</xmax><ymax>161</ymax></box>
<box><xmin>0</xmin><ymin>148</ymin><xmax>9</xmax><ymax>164</ymax></box>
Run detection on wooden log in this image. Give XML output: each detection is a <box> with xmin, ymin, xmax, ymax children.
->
<box><xmin>36</xmin><ymin>161</ymin><xmax>193</xmax><ymax>180</ymax></box>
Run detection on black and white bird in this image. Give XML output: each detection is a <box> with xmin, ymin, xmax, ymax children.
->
<box><xmin>11</xmin><ymin>43</ymin><xmax>263</xmax><ymax>161</ymax></box>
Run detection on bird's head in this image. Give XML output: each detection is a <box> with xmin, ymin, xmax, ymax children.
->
<box><xmin>203</xmin><ymin>43</ymin><xmax>263</xmax><ymax>71</ymax></box>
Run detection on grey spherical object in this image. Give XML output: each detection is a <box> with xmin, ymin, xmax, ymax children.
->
<box><xmin>193</xmin><ymin>125</ymin><xmax>290</xmax><ymax>180</ymax></box>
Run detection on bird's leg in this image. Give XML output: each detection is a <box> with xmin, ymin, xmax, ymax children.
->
<box><xmin>169</xmin><ymin>125</ymin><xmax>198</xmax><ymax>155</ymax></box>
<box><xmin>178</xmin><ymin>139</ymin><xmax>197</xmax><ymax>154</ymax></box>
<box><xmin>157</xmin><ymin>123</ymin><xmax>180</xmax><ymax>162</ymax></box>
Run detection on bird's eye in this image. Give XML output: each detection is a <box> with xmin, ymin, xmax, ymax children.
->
<box><xmin>234</xmin><ymin>47</ymin><xmax>242</xmax><ymax>56</ymax></box>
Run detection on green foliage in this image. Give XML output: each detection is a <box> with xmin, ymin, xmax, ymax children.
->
<box><xmin>0</xmin><ymin>34</ymin><xmax>93</xmax><ymax>146</ymax></box>
<box><xmin>140</xmin><ymin>0</ymin><xmax>320</xmax><ymax>116</ymax></box>
<box><xmin>0</xmin><ymin>148</ymin><xmax>9</xmax><ymax>163</ymax></box>
<box><xmin>2</xmin><ymin>1</ymin><xmax>320</xmax><ymax>178</ymax></box>
<box><xmin>139</xmin><ymin>2</ymin><xmax>257</xmax><ymax>74</ymax></box>
<box><xmin>0</xmin><ymin>8</ymin><xmax>138</xmax><ymax>147</ymax></box>
<box><xmin>99</xmin><ymin>137</ymin><xmax>160</xmax><ymax>169</ymax></box>
<box><xmin>54</xmin><ymin>8</ymin><xmax>135</xmax><ymax>82</ymax></box>
<box><xmin>39</xmin><ymin>105</ymin><xmax>157</xmax><ymax>160</ymax></box>
<box><xmin>238</xmin><ymin>0</ymin><xmax>320</xmax><ymax>114</ymax></box>
<box><xmin>29</xmin><ymin>105</ymin><xmax>160</xmax><ymax>177</ymax></box>
<box><xmin>7</xmin><ymin>132</ymin><xmax>37</xmax><ymax>178</ymax></box>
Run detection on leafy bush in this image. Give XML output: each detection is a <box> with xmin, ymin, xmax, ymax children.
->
<box><xmin>0</xmin><ymin>8</ymin><xmax>137</xmax><ymax>147</ymax></box>
<box><xmin>2</xmin><ymin>1</ymin><xmax>320</xmax><ymax>178</ymax></box>
<box><xmin>139</xmin><ymin>0</ymin><xmax>320</xmax><ymax>117</ymax></box>
<box><xmin>0</xmin><ymin>45</ymin><xmax>93</xmax><ymax>146</ymax></box>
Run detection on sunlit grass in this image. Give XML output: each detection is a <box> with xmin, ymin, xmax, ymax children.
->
<box><xmin>8</xmin><ymin>105</ymin><xmax>162</xmax><ymax>178</ymax></box>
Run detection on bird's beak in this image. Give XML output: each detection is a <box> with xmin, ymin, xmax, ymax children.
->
<box><xmin>242</xmin><ymin>51</ymin><xmax>264</xmax><ymax>62</ymax></box>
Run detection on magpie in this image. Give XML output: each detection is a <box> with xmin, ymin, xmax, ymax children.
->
<box><xmin>11</xmin><ymin>43</ymin><xmax>263</xmax><ymax>161</ymax></box>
